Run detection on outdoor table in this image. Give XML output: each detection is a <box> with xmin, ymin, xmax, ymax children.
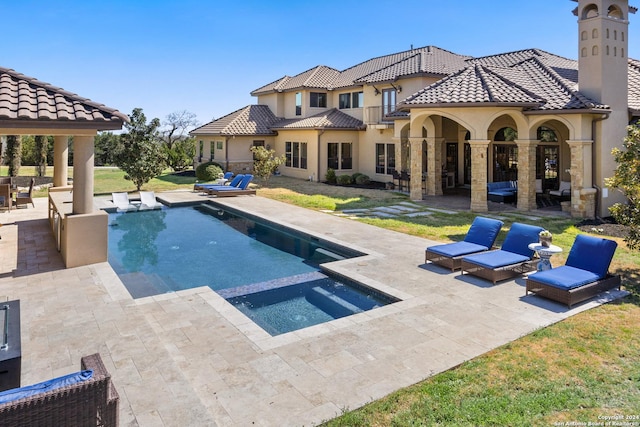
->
<box><xmin>528</xmin><ymin>243</ymin><xmax>563</xmax><ymax>271</ymax></box>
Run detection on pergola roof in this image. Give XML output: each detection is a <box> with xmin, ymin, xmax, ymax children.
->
<box><xmin>0</xmin><ymin>66</ymin><xmax>127</xmax><ymax>131</ymax></box>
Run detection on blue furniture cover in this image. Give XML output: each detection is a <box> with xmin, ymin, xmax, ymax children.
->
<box><xmin>200</xmin><ymin>174</ymin><xmax>245</xmax><ymax>191</ymax></box>
<box><xmin>214</xmin><ymin>174</ymin><xmax>253</xmax><ymax>191</ymax></box>
<box><xmin>0</xmin><ymin>370</ymin><xmax>93</xmax><ymax>404</ymax></box>
<box><xmin>527</xmin><ymin>234</ymin><xmax>617</xmax><ymax>290</ymax></box>
<box><xmin>427</xmin><ymin>216</ymin><xmax>504</xmax><ymax>257</ymax></box>
<box><xmin>461</xmin><ymin>222</ymin><xmax>544</xmax><ymax>269</ymax></box>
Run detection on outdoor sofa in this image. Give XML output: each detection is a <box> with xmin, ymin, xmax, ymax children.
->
<box><xmin>487</xmin><ymin>181</ymin><xmax>517</xmax><ymax>203</ymax></box>
<box><xmin>0</xmin><ymin>353</ymin><xmax>119</xmax><ymax>427</ymax></box>
<box><xmin>526</xmin><ymin>234</ymin><xmax>620</xmax><ymax>308</ymax></box>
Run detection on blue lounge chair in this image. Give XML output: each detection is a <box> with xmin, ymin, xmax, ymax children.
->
<box><xmin>194</xmin><ymin>172</ymin><xmax>239</xmax><ymax>192</ymax></box>
<box><xmin>208</xmin><ymin>174</ymin><xmax>256</xmax><ymax>197</ymax></box>
<box><xmin>197</xmin><ymin>174</ymin><xmax>244</xmax><ymax>193</ymax></box>
<box><xmin>526</xmin><ymin>234</ymin><xmax>620</xmax><ymax>308</ymax></box>
<box><xmin>460</xmin><ymin>222</ymin><xmax>544</xmax><ymax>284</ymax></box>
<box><xmin>425</xmin><ymin>216</ymin><xmax>504</xmax><ymax>271</ymax></box>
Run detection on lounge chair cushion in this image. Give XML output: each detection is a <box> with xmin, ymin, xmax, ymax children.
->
<box><xmin>461</xmin><ymin>249</ymin><xmax>530</xmax><ymax>269</ymax></box>
<box><xmin>463</xmin><ymin>217</ymin><xmax>504</xmax><ymax>248</ymax></box>
<box><xmin>427</xmin><ymin>241</ymin><xmax>491</xmax><ymax>258</ymax></box>
<box><xmin>0</xmin><ymin>370</ymin><xmax>93</xmax><ymax>404</ymax></box>
<box><xmin>527</xmin><ymin>265</ymin><xmax>601</xmax><ymax>290</ymax></box>
<box><xmin>565</xmin><ymin>234</ymin><xmax>617</xmax><ymax>279</ymax></box>
<box><xmin>500</xmin><ymin>222</ymin><xmax>544</xmax><ymax>258</ymax></box>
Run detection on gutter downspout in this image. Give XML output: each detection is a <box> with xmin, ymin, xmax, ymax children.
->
<box><xmin>591</xmin><ymin>113</ymin><xmax>609</xmax><ymax>219</ymax></box>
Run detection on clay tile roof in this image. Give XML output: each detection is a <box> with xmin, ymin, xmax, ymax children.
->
<box><xmin>352</xmin><ymin>46</ymin><xmax>470</xmax><ymax>85</ymax></box>
<box><xmin>0</xmin><ymin>66</ymin><xmax>127</xmax><ymax>130</ymax></box>
<box><xmin>251</xmin><ymin>66</ymin><xmax>340</xmax><ymax>95</ymax></box>
<box><xmin>190</xmin><ymin>105</ymin><xmax>280</xmax><ymax>136</ymax></box>
<box><xmin>400</xmin><ymin>49</ymin><xmax>608</xmax><ymax>112</ymax></box>
<box><xmin>270</xmin><ymin>108</ymin><xmax>364</xmax><ymax>130</ymax></box>
<box><xmin>629</xmin><ymin>58</ymin><xmax>640</xmax><ymax>114</ymax></box>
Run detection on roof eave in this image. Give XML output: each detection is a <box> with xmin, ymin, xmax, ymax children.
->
<box><xmin>523</xmin><ymin>108</ymin><xmax>612</xmax><ymax>115</ymax></box>
<box><xmin>398</xmin><ymin>102</ymin><xmax>542</xmax><ymax>110</ymax></box>
<box><xmin>0</xmin><ymin>118</ymin><xmax>125</xmax><ymax>131</ymax></box>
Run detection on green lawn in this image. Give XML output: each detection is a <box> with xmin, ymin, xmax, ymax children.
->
<box><xmin>26</xmin><ymin>168</ymin><xmax>640</xmax><ymax>425</ymax></box>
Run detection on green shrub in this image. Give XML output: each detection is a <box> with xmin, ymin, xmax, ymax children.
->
<box><xmin>195</xmin><ymin>161</ymin><xmax>223</xmax><ymax>181</ymax></box>
<box><xmin>325</xmin><ymin>168</ymin><xmax>337</xmax><ymax>184</ymax></box>
<box><xmin>355</xmin><ymin>174</ymin><xmax>371</xmax><ymax>185</ymax></box>
<box><xmin>351</xmin><ymin>172</ymin><xmax>364</xmax><ymax>182</ymax></box>
<box><xmin>336</xmin><ymin>174</ymin><xmax>353</xmax><ymax>185</ymax></box>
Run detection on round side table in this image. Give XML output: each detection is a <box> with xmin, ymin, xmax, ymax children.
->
<box><xmin>528</xmin><ymin>243</ymin><xmax>563</xmax><ymax>271</ymax></box>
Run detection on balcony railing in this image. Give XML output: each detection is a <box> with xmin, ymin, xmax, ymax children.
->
<box><xmin>363</xmin><ymin>106</ymin><xmax>398</xmax><ymax>125</ymax></box>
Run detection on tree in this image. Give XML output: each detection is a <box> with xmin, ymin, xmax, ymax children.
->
<box><xmin>605</xmin><ymin>123</ymin><xmax>640</xmax><ymax>250</ymax></box>
<box><xmin>250</xmin><ymin>146</ymin><xmax>285</xmax><ymax>182</ymax></box>
<box><xmin>6</xmin><ymin>135</ymin><xmax>22</xmax><ymax>176</ymax></box>
<box><xmin>94</xmin><ymin>132</ymin><xmax>120</xmax><ymax>166</ymax></box>
<box><xmin>114</xmin><ymin>108</ymin><xmax>167</xmax><ymax>191</ymax></box>
<box><xmin>34</xmin><ymin>135</ymin><xmax>48</xmax><ymax>176</ymax></box>
<box><xmin>160</xmin><ymin>110</ymin><xmax>199</xmax><ymax>171</ymax></box>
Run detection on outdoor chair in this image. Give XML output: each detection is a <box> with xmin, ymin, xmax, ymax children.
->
<box><xmin>425</xmin><ymin>216</ymin><xmax>504</xmax><ymax>271</ymax></box>
<box><xmin>197</xmin><ymin>174</ymin><xmax>244</xmax><ymax>193</ymax></box>
<box><xmin>0</xmin><ymin>184</ymin><xmax>12</xmax><ymax>211</ymax></box>
<box><xmin>193</xmin><ymin>172</ymin><xmax>235</xmax><ymax>191</ymax></box>
<box><xmin>549</xmin><ymin>180</ymin><xmax>571</xmax><ymax>200</ymax></box>
<box><xmin>15</xmin><ymin>178</ymin><xmax>35</xmax><ymax>208</ymax></box>
<box><xmin>207</xmin><ymin>174</ymin><xmax>256</xmax><ymax>197</ymax></box>
<box><xmin>460</xmin><ymin>222</ymin><xmax>544</xmax><ymax>284</ymax></box>
<box><xmin>0</xmin><ymin>353</ymin><xmax>119</xmax><ymax>427</ymax></box>
<box><xmin>111</xmin><ymin>192</ymin><xmax>137</xmax><ymax>212</ymax></box>
<box><xmin>139</xmin><ymin>191</ymin><xmax>162</xmax><ymax>210</ymax></box>
<box><xmin>526</xmin><ymin>234</ymin><xmax>620</xmax><ymax>308</ymax></box>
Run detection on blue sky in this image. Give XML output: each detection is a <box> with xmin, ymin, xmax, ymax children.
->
<box><xmin>2</xmin><ymin>0</ymin><xmax>639</xmax><ymax>129</ymax></box>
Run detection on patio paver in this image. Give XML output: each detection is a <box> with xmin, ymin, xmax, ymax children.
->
<box><xmin>0</xmin><ymin>192</ymin><xmax>626</xmax><ymax>426</ymax></box>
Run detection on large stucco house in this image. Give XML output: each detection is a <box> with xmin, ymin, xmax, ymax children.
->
<box><xmin>191</xmin><ymin>0</ymin><xmax>639</xmax><ymax>219</ymax></box>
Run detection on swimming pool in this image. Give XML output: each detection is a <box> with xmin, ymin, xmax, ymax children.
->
<box><xmin>107</xmin><ymin>204</ymin><xmax>398</xmax><ymax>335</ymax></box>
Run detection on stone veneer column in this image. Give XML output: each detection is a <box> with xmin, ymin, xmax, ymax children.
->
<box><xmin>53</xmin><ymin>135</ymin><xmax>69</xmax><ymax>187</ymax></box>
<box><xmin>468</xmin><ymin>140</ymin><xmax>490</xmax><ymax>212</ymax></box>
<box><xmin>424</xmin><ymin>137</ymin><xmax>443</xmax><ymax>196</ymax></box>
<box><xmin>567</xmin><ymin>139</ymin><xmax>595</xmax><ymax>219</ymax></box>
<box><xmin>515</xmin><ymin>139</ymin><xmax>539</xmax><ymax>211</ymax></box>
<box><xmin>408</xmin><ymin>137</ymin><xmax>424</xmax><ymax>200</ymax></box>
<box><xmin>72</xmin><ymin>135</ymin><xmax>95</xmax><ymax>215</ymax></box>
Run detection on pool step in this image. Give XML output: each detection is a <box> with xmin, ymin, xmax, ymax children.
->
<box><xmin>119</xmin><ymin>272</ymin><xmax>175</xmax><ymax>299</ymax></box>
<box><xmin>306</xmin><ymin>286</ymin><xmax>364</xmax><ymax>318</ymax></box>
<box><xmin>218</xmin><ymin>271</ymin><xmax>328</xmax><ymax>299</ymax></box>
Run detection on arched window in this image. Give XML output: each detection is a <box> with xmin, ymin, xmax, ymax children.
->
<box><xmin>614</xmin><ymin>30</ymin><xmax>617</xmax><ymax>40</ymax></box>
<box><xmin>622</xmin><ymin>32</ymin><xmax>625</xmax><ymax>42</ymax></box>
<box><xmin>606</xmin><ymin>45</ymin><xmax>610</xmax><ymax>55</ymax></box>
<box><xmin>494</xmin><ymin>127</ymin><xmax>517</xmax><ymax>141</ymax></box>
<box><xmin>592</xmin><ymin>28</ymin><xmax>599</xmax><ymax>38</ymax></box>
<box><xmin>537</xmin><ymin>126</ymin><xmax>558</xmax><ymax>142</ymax></box>
<box><xmin>614</xmin><ymin>46</ymin><xmax>617</xmax><ymax>56</ymax></box>
<box><xmin>582</xmin><ymin>47</ymin><xmax>588</xmax><ymax>57</ymax></box>
<box><xmin>592</xmin><ymin>45</ymin><xmax>599</xmax><ymax>56</ymax></box>
<box><xmin>622</xmin><ymin>47</ymin><xmax>625</xmax><ymax>58</ymax></box>
<box><xmin>582</xmin><ymin>30</ymin><xmax>588</xmax><ymax>40</ymax></box>
<box><xmin>606</xmin><ymin>28</ymin><xmax>610</xmax><ymax>39</ymax></box>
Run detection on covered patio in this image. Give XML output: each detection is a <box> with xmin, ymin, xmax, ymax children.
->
<box><xmin>0</xmin><ymin>66</ymin><xmax>127</xmax><ymax>267</ymax></box>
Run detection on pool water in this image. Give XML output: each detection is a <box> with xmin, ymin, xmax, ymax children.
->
<box><xmin>107</xmin><ymin>204</ymin><xmax>398</xmax><ymax>335</ymax></box>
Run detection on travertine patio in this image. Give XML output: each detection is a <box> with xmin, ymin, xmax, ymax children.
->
<box><xmin>0</xmin><ymin>192</ymin><xmax>625</xmax><ymax>426</ymax></box>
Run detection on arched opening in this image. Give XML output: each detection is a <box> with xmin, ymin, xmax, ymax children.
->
<box><xmin>607</xmin><ymin>5</ymin><xmax>624</xmax><ymax>19</ymax></box>
<box><xmin>582</xmin><ymin>4</ymin><xmax>599</xmax><ymax>19</ymax></box>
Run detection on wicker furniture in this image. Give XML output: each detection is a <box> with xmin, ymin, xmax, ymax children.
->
<box><xmin>526</xmin><ymin>235</ymin><xmax>620</xmax><ymax>308</ymax></box>
<box><xmin>0</xmin><ymin>353</ymin><xmax>119</xmax><ymax>427</ymax></box>
<box><xmin>460</xmin><ymin>222</ymin><xmax>544</xmax><ymax>284</ymax></box>
<box><xmin>425</xmin><ymin>216</ymin><xmax>504</xmax><ymax>271</ymax></box>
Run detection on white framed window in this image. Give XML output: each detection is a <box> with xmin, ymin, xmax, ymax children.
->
<box><xmin>285</xmin><ymin>141</ymin><xmax>307</xmax><ymax>169</ymax></box>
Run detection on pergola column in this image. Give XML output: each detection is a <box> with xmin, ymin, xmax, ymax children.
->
<box><xmin>53</xmin><ymin>135</ymin><xmax>69</xmax><ymax>187</ymax></box>
<box><xmin>567</xmin><ymin>139</ymin><xmax>596</xmax><ymax>218</ymax></box>
<box><xmin>424</xmin><ymin>137</ymin><xmax>444</xmax><ymax>196</ymax></box>
<box><xmin>203</xmin><ymin>140</ymin><xmax>212</xmax><ymax>162</ymax></box>
<box><xmin>72</xmin><ymin>135</ymin><xmax>95</xmax><ymax>214</ymax></box>
<box><xmin>515</xmin><ymin>139</ymin><xmax>539</xmax><ymax>211</ymax></box>
<box><xmin>408</xmin><ymin>137</ymin><xmax>424</xmax><ymax>200</ymax></box>
<box><xmin>468</xmin><ymin>139</ymin><xmax>490</xmax><ymax>212</ymax></box>
<box><xmin>392</xmin><ymin>137</ymin><xmax>401</xmax><ymax>173</ymax></box>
